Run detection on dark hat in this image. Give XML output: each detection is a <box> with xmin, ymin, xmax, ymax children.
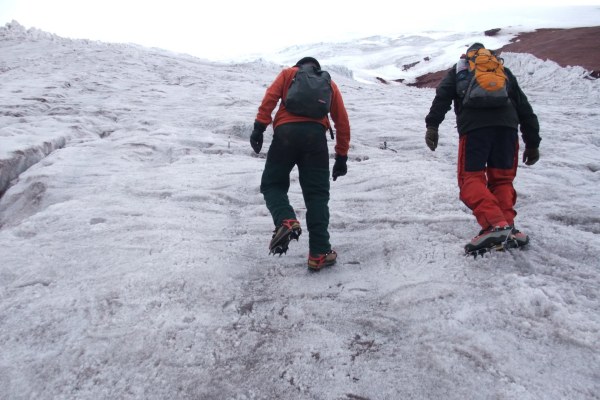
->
<box><xmin>467</xmin><ymin>42</ymin><xmax>485</xmax><ymax>53</ymax></box>
<box><xmin>295</xmin><ymin>56</ymin><xmax>321</xmax><ymax>70</ymax></box>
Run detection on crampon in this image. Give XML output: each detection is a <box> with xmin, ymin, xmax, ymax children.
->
<box><xmin>269</xmin><ymin>219</ymin><xmax>302</xmax><ymax>256</ymax></box>
<box><xmin>465</xmin><ymin>235</ymin><xmax>522</xmax><ymax>258</ymax></box>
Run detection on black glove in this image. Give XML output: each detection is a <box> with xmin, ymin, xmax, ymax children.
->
<box><xmin>425</xmin><ymin>126</ymin><xmax>439</xmax><ymax>151</ymax></box>
<box><xmin>250</xmin><ymin>121</ymin><xmax>267</xmax><ymax>153</ymax></box>
<box><xmin>332</xmin><ymin>154</ymin><xmax>348</xmax><ymax>181</ymax></box>
<box><xmin>523</xmin><ymin>148</ymin><xmax>539</xmax><ymax>165</ymax></box>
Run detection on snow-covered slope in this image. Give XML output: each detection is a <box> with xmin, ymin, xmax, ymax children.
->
<box><xmin>261</xmin><ymin>30</ymin><xmax>518</xmax><ymax>84</ymax></box>
<box><xmin>1</xmin><ymin>22</ymin><xmax>599</xmax><ymax>400</ymax></box>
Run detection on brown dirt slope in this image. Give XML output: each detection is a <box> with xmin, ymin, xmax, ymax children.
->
<box><xmin>412</xmin><ymin>26</ymin><xmax>600</xmax><ymax>88</ymax></box>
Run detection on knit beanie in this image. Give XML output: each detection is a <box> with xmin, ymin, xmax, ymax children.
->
<box><xmin>295</xmin><ymin>57</ymin><xmax>321</xmax><ymax>70</ymax></box>
<box><xmin>467</xmin><ymin>43</ymin><xmax>485</xmax><ymax>53</ymax></box>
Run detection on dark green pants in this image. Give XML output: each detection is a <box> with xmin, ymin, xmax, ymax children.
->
<box><xmin>260</xmin><ymin>122</ymin><xmax>331</xmax><ymax>254</ymax></box>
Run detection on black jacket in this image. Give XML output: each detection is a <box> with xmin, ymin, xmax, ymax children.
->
<box><xmin>425</xmin><ymin>65</ymin><xmax>541</xmax><ymax>149</ymax></box>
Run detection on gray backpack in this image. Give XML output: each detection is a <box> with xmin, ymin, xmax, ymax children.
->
<box><xmin>284</xmin><ymin>64</ymin><xmax>332</xmax><ymax>118</ymax></box>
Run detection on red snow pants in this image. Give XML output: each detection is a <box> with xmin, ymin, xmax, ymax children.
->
<box><xmin>457</xmin><ymin>127</ymin><xmax>519</xmax><ymax>230</ymax></box>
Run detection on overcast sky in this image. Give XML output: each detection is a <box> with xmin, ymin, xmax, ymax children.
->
<box><xmin>1</xmin><ymin>1</ymin><xmax>599</xmax><ymax>60</ymax></box>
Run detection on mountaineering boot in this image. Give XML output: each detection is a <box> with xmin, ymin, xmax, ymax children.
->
<box><xmin>269</xmin><ymin>219</ymin><xmax>302</xmax><ymax>255</ymax></box>
<box><xmin>464</xmin><ymin>225</ymin><xmax>512</xmax><ymax>255</ymax></box>
<box><xmin>509</xmin><ymin>227</ymin><xmax>530</xmax><ymax>248</ymax></box>
<box><xmin>307</xmin><ymin>250</ymin><xmax>337</xmax><ymax>271</ymax></box>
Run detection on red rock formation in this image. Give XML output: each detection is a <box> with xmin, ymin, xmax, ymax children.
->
<box><xmin>410</xmin><ymin>26</ymin><xmax>600</xmax><ymax>88</ymax></box>
<box><xmin>498</xmin><ymin>26</ymin><xmax>600</xmax><ymax>74</ymax></box>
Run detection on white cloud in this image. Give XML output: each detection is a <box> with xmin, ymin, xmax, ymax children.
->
<box><xmin>1</xmin><ymin>1</ymin><xmax>599</xmax><ymax>59</ymax></box>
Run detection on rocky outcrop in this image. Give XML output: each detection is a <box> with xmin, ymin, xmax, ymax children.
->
<box><xmin>497</xmin><ymin>26</ymin><xmax>600</xmax><ymax>77</ymax></box>
<box><xmin>407</xmin><ymin>69</ymin><xmax>449</xmax><ymax>88</ymax></box>
<box><xmin>411</xmin><ymin>26</ymin><xmax>600</xmax><ymax>88</ymax></box>
<box><xmin>484</xmin><ymin>28</ymin><xmax>501</xmax><ymax>36</ymax></box>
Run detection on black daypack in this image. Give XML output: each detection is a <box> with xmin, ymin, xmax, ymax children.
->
<box><xmin>284</xmin><ymin>64</ymin><xmax>332</xmax><ymax>119</ymax></box>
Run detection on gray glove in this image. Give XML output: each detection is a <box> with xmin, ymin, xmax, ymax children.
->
<box><xmin>332</xmin><ymin>155</ymin><xmax>348</xmax><ymax>181</ymax></box>
<box><xmin>250</xmin><ymin>121</ymin><xmax>266</xmax><ymax>153</ymax></box>
<box><xmin>425</xmin><ymin>126</ymin><xmax>439</xmax><ymax>151</ymax></box>
<box><xmin>523</xmin><ymin>148</ymin><xmax>539</xmax><ymax>165</ymax></box>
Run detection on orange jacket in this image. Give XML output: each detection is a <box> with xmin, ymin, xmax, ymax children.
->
<box><xmin>255</xmin><ymin>66</ymin><xmax>351</xmax><ymax>156</ymax></box>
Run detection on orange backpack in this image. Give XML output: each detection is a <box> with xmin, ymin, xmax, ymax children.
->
<box><xmin>460</xmin><ymin>48</ymin><xmax>510</xmax><ymax>108</ymax></box>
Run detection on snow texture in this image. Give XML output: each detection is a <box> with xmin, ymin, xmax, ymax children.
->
<box><xmin>1</xmin><ymin>20</ymin><xmax>599</xmax><ymax>400</ymax></box>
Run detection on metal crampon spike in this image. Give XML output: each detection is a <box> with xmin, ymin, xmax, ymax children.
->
<box><xmin>269</xmin><ymin>244</ymin><xmax>288</xmax><ymax>256</ymax></box>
